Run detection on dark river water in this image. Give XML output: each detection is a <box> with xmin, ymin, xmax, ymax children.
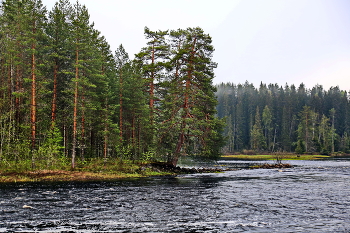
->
<box><xmin>1</xmin><ymin>159</ymin><xmax>350</xmax><ymax>232</ymax></box>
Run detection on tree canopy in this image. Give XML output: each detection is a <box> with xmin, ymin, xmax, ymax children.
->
<box><xmin>0</xmin><ymin>0</ymin><xmax>224</xmax><ymax>169</ymax></box>
<box><xmin>216</xmin><ymin>82</ymin><xmax>350</xmax><ymax>154</ymax></box>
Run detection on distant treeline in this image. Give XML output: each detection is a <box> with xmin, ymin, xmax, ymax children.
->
<box><xmin>0</xmin><ymin>0</ymin><xmax>224</xmax><ymax>169</ymax></box>
<box><xmin>216</xmin><ymin>82</ymin><xmax>350</xmax><ymax>154</ymax></box>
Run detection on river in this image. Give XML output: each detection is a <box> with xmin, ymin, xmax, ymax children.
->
<box><xmin>1</xmin><ymin>158</ymin><xmax>350</xmax><ymax>232</ymax></box>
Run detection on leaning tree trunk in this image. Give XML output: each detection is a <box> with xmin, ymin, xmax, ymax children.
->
<box><xmin>170</xmin><ymin>131</ymin><xmax>185</xmax><ymax>166</ymax></box>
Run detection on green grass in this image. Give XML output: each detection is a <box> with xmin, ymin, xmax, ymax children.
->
<box><xmin>221</xmin><ymin>154</ymin><xmax>331</xmax><ymax>160</ymax></box>
<box><xmin>0</xmin><ymin>158</ymin><xmax>174</xmax><ymax>183</ymax></box>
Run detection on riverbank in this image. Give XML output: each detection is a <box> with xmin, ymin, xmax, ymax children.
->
<box><xmin>1</xmin><ymin>154</ymin><xmax>340</xmax><ymax>183</ymax></box>
<box><xmin>0</xmin><ymin>160</ymin><xmax>165</xmax><ymax>183</ymax></box>
<box><xmin>0</xmin><ymin>170</ymin><xmax>143</xmax><ymax>183</ymax></box>
<box><xmin>2</xmin><ymin>159</ymin><xmax>349</xmax><ymax>232</ymax></box>
<box><xmin>0</xmin><ymin>160</ymin><xmax>226</xmax><ymax>183</ymax></box>
<box><xmin>222</xmin><ymin>154</ymin><xmax>332</xmax><ymax>160</ymax></box>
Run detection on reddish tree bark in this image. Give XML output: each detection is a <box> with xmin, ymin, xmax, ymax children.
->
<box><xmin>51</xmin><ymin>61</ymin><xmax>58</xmax><ymax>125</ymax></box>
<box><xmin>72</xmin><ymin>45</ymin><xmax>79</xmax><ymax>169</ymax></box>
<box><xmin>30</xmin><ymin>35</ymin><xmax>36</xmax><ymax>151</ymax></box>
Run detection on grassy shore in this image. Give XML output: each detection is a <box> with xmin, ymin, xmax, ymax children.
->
<box><xmin>0</xmin><ymin>154</ymin><xmax>339</xmax><ymax>183</ymax></box>
<box><xmin>222</xmin><ymin>154</ymin><xmax>331</xmax><ymax>160</ymax></box>
<box><xmin>0</xmin><ymin>159</ymin><xmax>173</xmax><ymax>183</ymax></box>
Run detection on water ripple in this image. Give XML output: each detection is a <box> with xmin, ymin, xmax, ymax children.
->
<box><xmin>1</xmin><ymin>160</ymin><xmax>350</xmax><ymax>232</ymax></box>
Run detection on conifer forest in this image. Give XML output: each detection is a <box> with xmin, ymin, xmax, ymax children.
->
<box><xmin>216</xmin><ymin>82</ymin><xmax>350</xmax><ymax>155</ymax></box>
<box><xmin>0</xmin><ymin>0</ymin><xmax>225</xmax><ymax>169</ymax></box>
<box><xmin>2</xmin><ymin>1</ymin><xmax>350</xmax><ymax>232</ymax></box>
<box><xmin>1</xmin><ymin>0</ymin><xmax>349</xmax><ymax>173</ymax></box>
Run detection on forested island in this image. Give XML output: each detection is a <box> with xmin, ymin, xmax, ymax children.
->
<box><xmin>0</xmin><ymin>0</ymin><xmax>225</xmax><ymax>178</ymax></box>
<box><xmin>216</xmin><ymin>82</ymin><xmax>350</xmax><ymax>155</ymax></box>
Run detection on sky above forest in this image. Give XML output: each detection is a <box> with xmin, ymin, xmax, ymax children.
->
<box><xmin>42</xmin><ymin>0</ymin><xmax>350</xmax><ymax>91</ymax></box>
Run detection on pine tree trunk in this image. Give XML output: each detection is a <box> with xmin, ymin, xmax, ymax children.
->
<box><xmin>119</xmin><ymin>70</ymin><xmax>123</xmax><ymax>143</ymax></box>
<box><xmin>330</xmin><ymin>108</ymin><xmax>336</xmax><ymax>154</ymax></box>
<box><xmin>81</xmin><ymin>94</ymin><xmax>85</xmax><ymax>161</ymax></box>
<box><xmin>132</xmin><ymin>113</ymin><xmax>136</xmax><ymax>157</ymax></box>
<box><xmin>171</xmin><ymin>131</ymin><xmax>185</xmax><ymax>166</ymax></box>
<box><xmin>104</xmin><ymin>105</ymin><xmax>108</xmax><ymax>164</ymax></box>
<box><xmin>15</xmin><ymin>65</ymin><xmax>21</xmax><ymax>125</ymax></box>
<box><xmin>51</xmin><ymin>61</ymin><xmax>58</xmax><ymax>125</ymax></box>
<box><xmin>72</xmin><ymin>47</ymin><xmax>79</xmax><ymax>169</ymax></box>
<box><xmin>172</xmin><ymin>37</ymin><xmax>197</xmax><ymax>165</ymax></box>
<box><xmin>149</xmin><ymin>45</ymin><xmax>155</xmax><ymax>122</ymax></box>
<box><xmin>63</xmin><ymin>124</ymin><xmax>68</xmax><ymax>157</ymax></box>
<box><xmin>30</xmin><ymin>43</ymin><xmax>36</xmax><ymax>152</ymax></box>
<box><xmin>305</xmin><ymin>112</ymin><xmax>308</xmax><ymax>152</ymax></box>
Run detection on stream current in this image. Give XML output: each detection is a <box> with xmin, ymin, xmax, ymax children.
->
<box><xmin>1</xmin><ymin>159</ymin><xmax>350</xmax><ymax>232</ymax></box>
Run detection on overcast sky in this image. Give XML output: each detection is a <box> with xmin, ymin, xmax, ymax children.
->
<box><xmin>42</xmin><ymin>0</ymin><xmax>350</xmax><ymax>91</ymax></box>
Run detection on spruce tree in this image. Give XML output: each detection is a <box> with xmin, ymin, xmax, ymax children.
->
<box><xmin>250</xmin><ymin>106</ymin><xmax>266</xmax><ymax>151</ymax></box>
<box><xmin>262</xmin><ymin>105</ymin><xmax>272</xmax><ymax>150</ymax></box>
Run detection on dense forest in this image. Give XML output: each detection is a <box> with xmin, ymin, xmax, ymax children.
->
<box><xmin>3</xmin><ymin>0</ymin><xmax>348</xmax><ymax>173</ymax></box>
<box><xmin>0</xmin><ymin>0</ymin><xmax>224</xmax><ymax>169</ymax></box>
<box><xmin>216</xmin><ymin>82</ymin><xmax>350</xmax><ymax>155</ymax></box>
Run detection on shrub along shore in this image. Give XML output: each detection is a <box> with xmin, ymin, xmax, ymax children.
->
<box><xmin>0</xmin><ymin>159</ymin><xmax>226</xmax><ymax>183</ymax></box>
<box><xmin>0</xmin><ymin>160</ymin><xmax>166</xmax><ymax>183</ymax></box>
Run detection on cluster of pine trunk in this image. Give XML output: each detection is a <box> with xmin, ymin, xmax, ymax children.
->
<box><xmin>0</xmin><ymin>0</ymin><xmax>224</xmax><ymax>169</ymax></box>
